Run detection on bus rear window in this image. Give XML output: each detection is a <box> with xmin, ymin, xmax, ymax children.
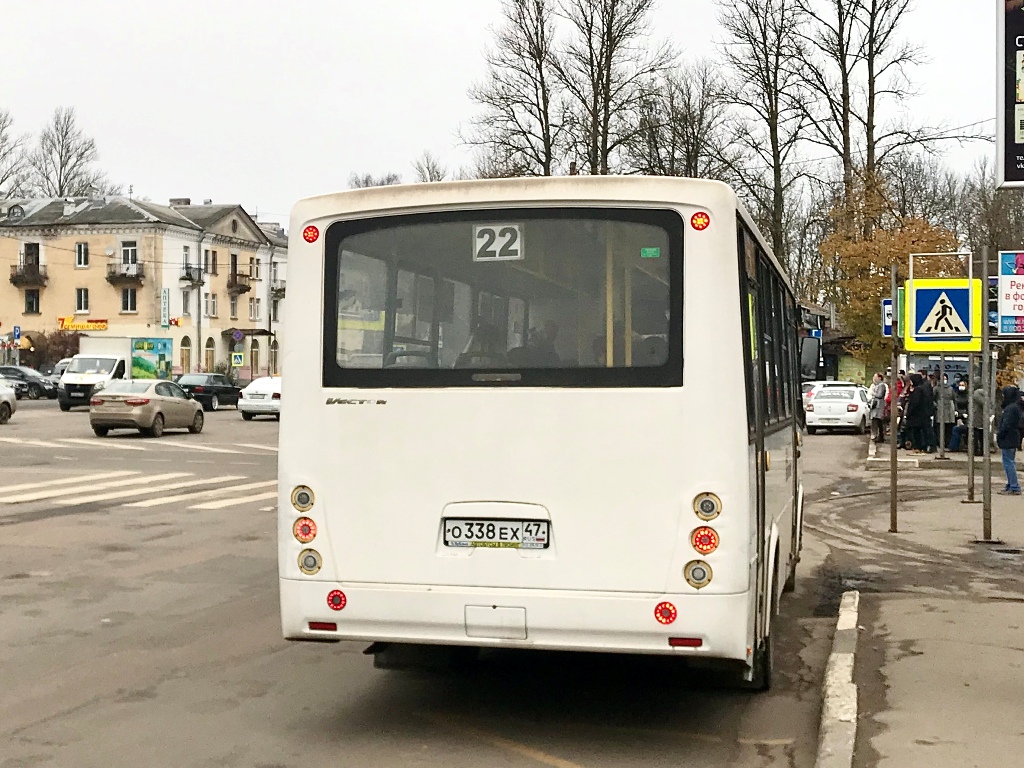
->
<box><xmin>322</xmin><ymin>207</ymin><xmax>683</xmax><ymax>388</ymax></box>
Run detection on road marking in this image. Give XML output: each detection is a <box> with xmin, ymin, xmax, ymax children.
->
<box><xmin>189</xmin><ymin>490</ymin><xmax>278</xmax><ymax>510</ymax></box>
<box><xmin>4</xmin><ymin>473</ymin><xmax>190</xmax><ymax>504</ymax></box>
<box><xmin>153</xmin><ymin>442</ymin><xmax>241</xmax><ymax>454</ymax></box>
<box><xmin>0</xmin><ymin>471</ymin><xmax>139</xmax><ymax>495</ymax></box>
<box><xmin>124</xmin><ymin>480</ymin><xmax>277</xmax><ymax>509</ymax></box>
<box><xmin>66</xmin><ymin>475</ymin><xmax>247</xmax><ymax>506</ymax></box>
<box><xmin>0</xmin><ymin>436</ymin><xmax>66</xmax><ymax>449</ymax></box>
<box><xmin>418</xmin><ymin>713</ymin><xmax>584</xmax><ymax>768</ymax></box>
<box><xmin>232</xmin><ymin>443</ymin><xmax>278</xmax><ymax>452</ymax></box>
<box><xmin>58</xmin><ymin>438</ymin><xmax>147</xmax><ymax>451</ymax></box>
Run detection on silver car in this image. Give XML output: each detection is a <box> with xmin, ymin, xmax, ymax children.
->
<box><xmin>90</xmin><ymin>379</ymin><xmax>204</xmax><ymax>437</ymax></box>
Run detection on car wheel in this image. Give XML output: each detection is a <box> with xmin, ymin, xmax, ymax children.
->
<box><xmin>807</xmin><ymin>426</ymin><xmax>818</xmax><ymax>435</ymax></box>
<box><xmin>189</xmin><ymin>410</ymin><xmax>204</xmax><ymax>434</ymax></box>
<box><xmin>59</xmin><ymin>402</ymin><xmax>71</xmax><ymax>412</ymax></box>
<box><xmin>241</xmin><ymin>412</ymin><xmax>254</xmax><ymax>421</ymax></box>
<box><xmin>0</xmin><ymin>402</ymin><xmax>10</xmax><ymax>425</ymax></box>
<box><xmin>27</xmin><ymin>384</ymin><xmax>40</xmax><ymax>400</ymax></box>
<box><xmin>857</xmin><ymin>417</ymin><xmax>867</xmax><ymax>435</ymax></box>
<box><xmin>210</xmin><ymin>394</ymin><xmax>220</xmax><ymax>411</ymax></box>
<box><xmin>93</xmin><ymin>426</ymin><xmax>109</xmax><ymax>437</ymax></box>
<box><xmin>146</xmin><ymin>413</ymin><xmax>165</xmax><ymax>438</ymax></box>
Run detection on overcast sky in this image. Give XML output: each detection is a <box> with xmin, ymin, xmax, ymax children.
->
<box><xmin>0</xmin><ymin>0</ymin><xmax>995</xmax><ymax>229</ymax></box>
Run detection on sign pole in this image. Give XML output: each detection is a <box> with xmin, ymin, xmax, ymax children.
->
<box><xmin>890</xmin><ymin>264</ymin><xmax>899</xmax><ymax>534</ymax></box>
<box><xmin>965</xmin><ymin>355</ymin><xmax>978</xmax><ymax>503</ymax></box>
<box><xmin>937</xmin><ymin>354</ymin><xmax>948</xmax><ymax>459</ymax></box>
<box><xmin>981</xmin><ymin>247</ymin><xmax>995</xmax><ymax>541</ymax></box>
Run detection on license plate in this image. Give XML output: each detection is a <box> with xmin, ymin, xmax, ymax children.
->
<box><xmin>820</xmin><ymin>417</ymin><xmax>839</xmax><ymax>423</ymax></box>
<box><xmin>443</xmin><ymin>518</ymin><xmax>549</xmax><ymax>549</ymax></box>
<box><xmin>70</xmin><ymin>392</ymin><xmax>85</xmax><ymax>398</ymax></box>
<box><xmin>250</xmin><ymin>394</ymin><xmax>265</xmax><ymax>399</ymax></box>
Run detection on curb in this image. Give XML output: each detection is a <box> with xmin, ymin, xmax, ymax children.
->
<box><xmin>815</xmin><ymin>590</ymin><xmax>859</xmax><ymax>768</ymax></box>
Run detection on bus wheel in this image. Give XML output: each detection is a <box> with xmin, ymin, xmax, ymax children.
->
<box><xmin>741</xmin><ymin>568</ymin><xmax>778</xmax><ymax>691</ymax></box>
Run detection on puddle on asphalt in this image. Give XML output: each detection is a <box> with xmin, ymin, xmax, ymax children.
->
<box><xmin>813</xmin><ymin>558</ymin><xmax>885</xmax><ymax>617</ymax></box>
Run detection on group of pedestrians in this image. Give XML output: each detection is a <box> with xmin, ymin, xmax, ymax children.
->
<box><xmin>867</xmin><ymin>368</ymin><xmax>1024</xmax><ymax>496</ymax></box>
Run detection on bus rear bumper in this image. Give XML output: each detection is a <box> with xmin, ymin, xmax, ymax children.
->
<box><xmin>280</xmin><ymin>579</ymin><xmax>753</xmax><ymax>662</ymax></box>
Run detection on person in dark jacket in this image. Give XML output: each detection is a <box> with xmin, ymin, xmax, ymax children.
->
<box><xmin>904</xmin><ymin>374</ymin><xmax>935</xmax><ymax>453</ymax></box>
<box><xmin>996</xmin><ymin>385</ymin><xmax>1022</xmax><ymax>495</ymax></box>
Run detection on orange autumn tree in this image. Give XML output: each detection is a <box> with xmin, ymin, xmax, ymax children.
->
<box><xmin>821</xmin><ymin>182</ymin><xmax>960</xmax><ymax>370</ymax></box>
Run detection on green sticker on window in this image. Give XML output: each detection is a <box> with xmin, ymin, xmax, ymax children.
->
<box><xmin>640</xmin><ymin>247</ymin><xmax>661</xmax><ymax>259</ymax></box>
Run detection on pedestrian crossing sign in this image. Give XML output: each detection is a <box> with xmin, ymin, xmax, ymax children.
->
<box><xmin>904</xmin><ymin>278</ymin><xmax>982</xmax><ymax>352</ymax></box>
<box><xmin>231</xmin><ymin>352</ymin><xmax>244</xmax><ymax>367</ymax></box>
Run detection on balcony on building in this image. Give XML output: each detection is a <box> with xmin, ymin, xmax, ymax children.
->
<box><xmin>106</xmin><ymin>262</ymin><xmax>145</xmax><ymax>285</ymax></box>
<box><xmin>227</xmin><ymin>272</ymin><xmax>252</xmax><ymax>295</ymax></box>
<box><xmin>270</xmin><ymin>277</ymin><xmax>286</xmax><ymax>298</ymax></box>
<box><xmin>10</xmin><ymin>263</ymin><xmax>48</xmax><ymax>288</ymax></box>
<box><xmin>180</xmin><ymin>265</ymin><xmax>203</xmax><ymax>285</ymax></box>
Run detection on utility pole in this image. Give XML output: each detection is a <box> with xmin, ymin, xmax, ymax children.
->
<box><xmin>889</xmin><ymin>264</ymin><xmax>899</xmax><ymax>533</ymax></box>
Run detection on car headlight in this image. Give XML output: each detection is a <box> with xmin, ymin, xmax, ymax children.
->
<box><xmin>92</xmin><ymin>381</ymin><xmax>105</xmax><ymax>392</ymax></box>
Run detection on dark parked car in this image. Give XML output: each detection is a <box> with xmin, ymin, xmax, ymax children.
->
<box><xmin>175</xmin><ymin>373</ymin><xmax>241</xmax><ymax>411</ymax></box>
<box><xmin>0</xmin><ymin>365</ymin><xmax>58</xmax><ymax>400</ymax></box>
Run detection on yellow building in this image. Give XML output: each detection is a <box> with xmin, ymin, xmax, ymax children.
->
<box><xmin>0</xmin><ymin>196</ymin><xmax>287</xmax><ymax>379</ymax></box>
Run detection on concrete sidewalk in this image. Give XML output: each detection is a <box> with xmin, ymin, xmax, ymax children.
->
<box><xmin>847</xmin><ymin>449</ymin><xmax>1024</xmax><ymax>767</ymax></box>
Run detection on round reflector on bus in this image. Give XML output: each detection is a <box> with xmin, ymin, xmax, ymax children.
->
<box><xmin>684</xmin><ymin>560</ymin><xmax>713</xmax><ymax>589</ymax></box>
<box><xmin>691</xmin><ymin>527</ymin><xmax>720</xmax><ymax>555</ymax></box>
<box><xmin>298</xmin><ymin>549</ymin><xmax>322</xmax><ymax>575</ymax></box>
<box><xmin>303</xmin><ymin>225</ymin><xmax>320</xmax><ymax>243</ymax></box>
<box><xmin>293</xmin><ymin>517</ymin><xmax>317</xmax><ymax>543</ymax></box>
<box><xmin>693</xmin><ymin>492</ymin><xmax>721</xmax><ymax>521</ymax></box>
<box><xmin>654</xmin><ymin>601</ymin><xmax>677</xmax><ymax>625</ymax></box>
<box><xmin>291</xmin><ymin>486</ymin><xmax>315</xmax><ymax>512</ymax></box>
<box><xmin>690</xmin><ymin>212</ymin><xmax>711</xmax><ymax>231</ymax></box>
<box><xmin>327</xmin><ymin>589</ymin><xmax>347</xmax><ymax>611</ymax></box>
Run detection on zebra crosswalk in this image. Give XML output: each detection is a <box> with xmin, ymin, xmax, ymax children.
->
<box><xmin>0</xmin><ymin>470</ymin><xmax>279</xmax><ymax>512</ymax></box>
<box><xmin>0</xmin><ymin>436</ymin><xmax>278</xmax><ymax>454</ymax></box>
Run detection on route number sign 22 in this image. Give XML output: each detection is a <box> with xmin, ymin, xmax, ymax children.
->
<box><xmin>474</xmin><ymin>223</ymin><xmax>523</xmax><ymax>262</ymax></box>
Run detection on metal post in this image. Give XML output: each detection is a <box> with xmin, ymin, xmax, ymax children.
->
<box><xmin>890</xmin><ymin>264</ymin><xmax>899</xmax><ymax>533</ymax></box>
<box><xmin>973</xmin><ymin>247</ymin><xmax>998</xmax><ymax>545</ymax></box>
<box><xmin>937</xmin><ymin>354</ymin><xmax>948</xmax><ymax>459</ymax></box>
<box><xmin>966</xmin><ymin>355</ymin><xmax>977</xmax><ymax>502</ymax></box>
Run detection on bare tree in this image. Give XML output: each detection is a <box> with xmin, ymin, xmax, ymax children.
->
<box><xmin>413</xmin><ymin>151</ymin><xmax>448</xmax><ymax>182</ymax></box>
<box><xmin>0</xmin><ymin>108</ymin><xmax>28</xmax><ymax>197</ymax></box>
<box><xmin>718</xmin><ymin>0</ymin><xmax>806</xmax><ymax>262</ymax></box>
<box><xmin>551</xmin><ymin>0</ymin><xmax>675</xmax><ymax>175</ymax></box>
<box><xmin>348</xmin><ymin>172</ymin><xmax>403</xmax><ymax>189</ymax></box>
<box><xmin>26</xmin><ymin>107</ymin><xmax>118</xmax><ymax>197</ymax></box>
<box><xmin>466</xmin><ymin>0</ymin><xmax>565</xmax><ymax>176</ymax></box>
<box><xmin>625</xmin><ymin>60</ymin><xmax>734</xmax><ymax>179</ymax></box>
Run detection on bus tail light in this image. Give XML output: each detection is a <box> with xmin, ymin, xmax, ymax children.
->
<box><xmin>327</xmin><ymin>590</ymin><xmax>347</xmax><ymax>611</ymax></box>
<box><xmin>303</xmin><ymin>225</ymin><xmax>320</xmax><ymax>243</ymax></box>
<box><xmin>690</xmin><ymin>212</ymin><xmax>711</xmax><ymax>230</ymax></box>
<box><xmin>847</xmin><ymin>403</ymin><xmax>858</xmax><ymax>412</ymax></box>
<box><xmin>669</xmin><ymin>637</ymin><xmax>703</xmax><ymax>648</ymax></box>
<box><xmin>298</xmin><ymin>549</ymin><xmax>322</xmax><ymax>575</ymax></box>
<box><xmin>293</xmin><ymin>517</ymin><xmax>317</xmax><ymax>543</ymax></box>
<box><xmin>693</xmin><ymin>492</ymin><xmax>721</xmax><ymax>521</ymax></box>
<box><xmin>691</xmin><ymin>527</ymin><xmax>719</xmax><ymax>555</ymax></box>
<box><xmin>684</xmin><ymin>561</ymin><xmax>713</xmax><ymax>589</ymax></box>
<box><xmin>654</xmin><ymin>601</ymin><xmax>677</xmax><ymax>625</ymax></box>
<box><xmin>309</xmin><ymin>621</ymin><xmax>337</xmax><ymax>631</ymax></box>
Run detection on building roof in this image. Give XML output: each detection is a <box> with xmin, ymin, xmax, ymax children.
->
<box><xmin>169</xmin><ymin>204</ymin><xmax>241</xmax><ymax>230</ymax></box>
<box><xmin>0</xmin><ymin>196</ymin><xmax>201</xmax><ymax>230</ymax></box>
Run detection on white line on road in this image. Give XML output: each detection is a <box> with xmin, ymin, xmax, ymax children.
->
<box><xmin>153</xmin><ymin>442</ymin><xmax>241</xmax><ymax>454</ymax></box>
<box><xmin>123</xmin><ymin>480</ymin><xmax>277</xmax><ymax>509</ymax></box>
<box><xmin>58</xmin><ymin>438</ymin><xmax>147</xmax><ymax>451</ymax></box>
<box><xmin>232</xmin><ymin>443</ymin><xmax>278</xmax><ymax>452</ymax></box>
<box><xmin>0</xmin><ymin>436</ymin><xmax>67</xmax><ymax>449</ymax></box>
<box><xmin>189</xmin><ymin>490</ymin><xmax>278</xmax><ymax>510</ymax></box>
<box><xmin>0</xmin><ymin>471</ymin><xmax>139</xmax><ymax>495</ymax></box>
<box><xmin>64</xmin><ymin>475</ymin><xmax>248</xmax><ymax>506</ymax></box>
<box><xmin>4</xmin><ymin>473</ymin><xmax>191</xmax><ymax>504</ymax></box>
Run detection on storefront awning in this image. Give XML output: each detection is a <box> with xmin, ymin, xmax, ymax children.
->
<box><xmin>220</xmin><ymin>327</ymin><xmax>273</xmax><ymax>338</ymax></box>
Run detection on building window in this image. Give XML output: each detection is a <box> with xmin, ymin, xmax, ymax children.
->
<box><xmin>23</xmin><ymin>243</ymin><xmax>40</xmax><ymax>266</ymax></box>
<box><xmin>182</xmin><ymin>245</ymin><xmax>191</xmax><ymax>267</ymax></box>
<box><xmin>271</xmin><ymin>260</ymin><xmax>279</xmax><ymax>282</ymax></box>
<box><xmin>75</xmin><ymin>242</ymin><xmax>89</xmax><ymax>268</ymax></box>
<box><xmin>204</xmin><ymin>337</ymin><xmax>216</xmax><ymax>372</ymax></box>
<box><xmin>203</xmin><ymin>249</ymin><xmax>210</xmax><ymax>274</ymax></box>
<box><xmin>24</xmin><ymin>289</ymin><xmax>40</xmax><ymax>314</ymax></box>
<box><xmin>76</xmin><ymin>288</ymin><xmax>89</xmax><ymax>313</ymax></box>
<box><xmin>271</xmin><ymin>298</ymin><xmax>280</xmax><ymax>323</ymax></box>
<box><xmin>249</xmin><ymin>297</ymin><xmax>261</xmax><ymax>321</ymax></box>
<box><xmin>180</xmin><ymin>336</ymin><xmax>192</xmax><ymax>374</ymax></box>
<box><xmin>249</xmin><ymin>256</ymin><xmax>261</xmax><ymax>280</ymax></box>
<box><xmin>269</xmin><ymin>339</ymin><xmax>279</xmax><ymax>374</ymax></box>
<box><xmin>121</xmin><ymin>287</ymin><xmax>137</xmax><ymax>313</ymax></box>
<box><xmin>182</xmin><ymin>290</ymin><xmax>191</xmax><ymax>316</ymax></box>
<box><xmin>210</xmin><ymin>293</ymin><xmax>218</xmax><ymax>317</ymax></box>
<box><xmin>211</xmin><ymin>251</ymin><xmax>218</xmax><ymax>275</ymax></box>
<box><xmin>229</xmin><ymin>295</ymin><xmax>238</xmax><ymax>319</ymax></box>
<box><xmin>250</xmin><ymin>338</ymin><xmax>260</xmax><ymax>377</ymax></box>
<box><xmin>121</xmin><ymin>240</ymin><xmax>138</xmax><ymax>264</ymax></box>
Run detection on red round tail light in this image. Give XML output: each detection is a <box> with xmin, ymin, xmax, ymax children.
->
<box><xmin>654</xmin><ymin>601</ymin><xmax>677</xmax><ymax>625</ymax></box>
<box><xmin>690</xmin><ymin>212</ymin><xmax>711</xmax><ymax>231</ymax></box>
<box><xmin>327</xmin><ymin>590</ymin><xmax>347</xmax><ymax>611</ymax></box>
<box><xmin>303</xmin><ymin>225</ymin><xmax>320</xmax><ymax>243</ymax></box>
<box><xmin>691</xmin><ymin>526</ymin><xmax>720</xmax><ymax>555</ymax></box>
<box><xmin>293</xmin><ymin>517</ymin><xmax>317</xmax><ymax>543</ymax></box>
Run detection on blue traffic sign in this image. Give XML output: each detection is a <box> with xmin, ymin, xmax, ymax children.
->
<box><xmin>882</xmin><ymin>299</ymin><xmax>893</xmax><ymax>337</ymax></box>
<box><xmin>12</xmin><ymin>325</ymin><xmax>20</xmax><ymax>342</ymax></box>
<box><xmin>913</xmin><ymin>287</ymin><xmax>971</xmax><ymax>339</ymax></box>
<box><xmin>809</xmin><ymin>329</ymin><xmax>822</xmax><ymax>339</ymax></box>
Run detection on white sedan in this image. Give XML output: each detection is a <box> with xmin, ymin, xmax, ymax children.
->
<box><xmin>239</xmin><ymin>376</ymin><xmax>281</xmax><ymax>421</ymax></box>
<box><xmin>805</xmin><ymin>385</ymin><xmax>870</xmax><ymax>435</ymax></box>
<box><xmin>0</xmin><ymin>378</ymin><xmax>16</xmax><ymax>424</ymax></box>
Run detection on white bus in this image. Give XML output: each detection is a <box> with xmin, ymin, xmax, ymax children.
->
<box><xmin>278</xmin><ymin>177</ymin><xmax>818</xmax><ymax>689</ymax></box>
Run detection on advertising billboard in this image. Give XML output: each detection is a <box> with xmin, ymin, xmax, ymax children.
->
<box><xmin>131</xmin><ymin>337</ymin><xmax>173</xmax><ymax>379</ymax></box>
<box><xmin>1001</xmin><ymin>2</ymin><xmax>1024</xmax><ymax>186</ymax></box>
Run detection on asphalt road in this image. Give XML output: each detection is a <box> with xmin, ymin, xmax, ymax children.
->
<box><xmin>1</xmin><ymin>401</ymin><xmax>848</xmax><ymax>768</ymax></box>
